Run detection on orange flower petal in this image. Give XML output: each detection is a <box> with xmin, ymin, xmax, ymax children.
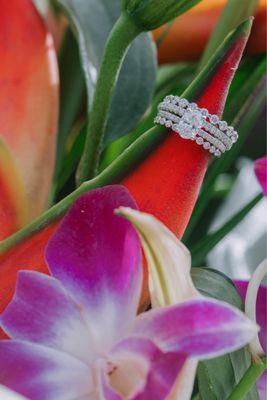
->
<box><xmin>0</xmin><ymin>139</ymin><xmax>29</xmax><ymax>240</ymax></box>
<box><xmin>0</xmin><ymin>0</ymin><xmax>59</xmax><ymax>221</ymax></box>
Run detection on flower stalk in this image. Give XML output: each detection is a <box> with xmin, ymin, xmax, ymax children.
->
<box><xmin>76</xmin><ymin>13</ymin><xmax>141</xmax><ymax>184</ymax></box>
<box><xmin>227</xmin><ymin>356</ymin><xmax>267</xmax><ymax>400</ymax></box>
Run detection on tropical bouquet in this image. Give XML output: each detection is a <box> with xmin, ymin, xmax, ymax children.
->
<box><xmin>0</xmin><ymin>0</ymin><xmax>266</xmax><ymax>399</ymax></box>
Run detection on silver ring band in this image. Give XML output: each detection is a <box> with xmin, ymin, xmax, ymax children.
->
<box><xmin>155</xmin><ymin>95</ymin><xmax>238</xmax><ymax>157</ymax></box>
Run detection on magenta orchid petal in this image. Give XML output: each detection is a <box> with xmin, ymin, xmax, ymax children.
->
<box><xmin>133</xmin><ymin>298</ymin><xmax>258</xmax><ymax>359</ymax></box>
<box><xmin>46</xmin><ymin>186</ymin><xmax>142</xmax><ymax>348</ymax></box>
<box><xmin>0</xmin><ymin>340</ymin><xmax>92</xmax><ymax>400</ymax></box>
<box><xmin>254</xmin><ymin>156</ymin><xmax>267</xmax><ymax>196</ymax></box>
<box><xmin>258</xmin><ymin>372</ymin><xmax>267</xmax><ymax>400</ymax></box>
<box><xmin>235</xmin><ymin>280</ymin><xmax>267</xmax><ymax>353</ymax></box>
<box><xmin>0</xmin><ymin>271</ymin><xmax>96</xmax><ymax>364</ymax></box>
<box><xmin>132</xmin><ymin>351</ymin><xmax>187</xmax><ymax>400</ymax></box>
<box><xmin>106</xmin><ymin>337</ymin><xmax>187</xmax><ymax>400</ymax></box>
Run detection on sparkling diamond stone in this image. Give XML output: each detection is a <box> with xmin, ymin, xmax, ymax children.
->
<box><xmin>166</xmin><ymin>120</ymin><xmax>172</xmax><ymax>128</ymax></box>
<box><xmin>159</xmin><ymin>117</ymin><xmax>166</xmax><ymax>125</ymax></box>
<box><xmin>201</xmin><ymin>108</ymin><xmax>209</xmax><ymax>117</ymax></box>
<box><xmin>214</xmin><ymin>149</ymin><xmax>221</xmax><ymax>157</ymax></box>
<box><xmin>196</xmin><ymin>137</ymin><xmax>204</xmax><ymax>145</ymax></box>
<box><xmin>209</xmin><ymin>146</ymin><xmax>216</xmax><ymax>153</ymax></box>
<box><xmin>183</xmin><ymin>110</ymin><xmax>204</xmax><ymax>129</ymax></box>
<box><xmin>180</xmin><ymin>98</ymin><xmax>189</xmax><ymax>107</ymax></box>
<box><xmin>165</xmin><ymin>95</ymin><xmax>175</xmax><ymax>103</ymax></box>
<box><xmin>203</xmin><ymin>142</ymin><xmax>211</xmax><ymax>150</ymax></box>
<box><xmin>189</xmin><ymin>102</ymin><xmax>198</xmax><ymax>110</ymax></box>
<box><xmin>175</xmin><ymin>121</ymin><xmax>196</xmax><ymax>139</ymax></box>
<box><xmin>227</xmin><ymin>126</ymin><xmax>234</xmax><ymax>136</ymax></box>
<box><xmin>219</xmin><ymin>121</ymin><xmax>228</xmax><ymax>131</ymax></box>
<box><xmin>209</xmin><ymin>125</ymin><xmax>216</xmax><ymax>134</ymax></box>
<box><xmin>231</xmin><ymin>132</ymin><xmax>238</xmax><ymax>143</ymax></box>
<box><xmin>210</xmin><ymin>115</ymin><xmax>219</xmax><ymax>124</ymax></box>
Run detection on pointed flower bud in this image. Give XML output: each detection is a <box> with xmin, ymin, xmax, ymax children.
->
<box><xmin>121</xmin><ymin>0</ymin><xmax>203</xmax><ymax>30</ymax></box>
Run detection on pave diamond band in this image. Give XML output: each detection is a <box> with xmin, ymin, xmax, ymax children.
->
<box><xmin>154</xmin><ymin>95</ymin><xmax>238</xmax><ymax>157</ymax></box>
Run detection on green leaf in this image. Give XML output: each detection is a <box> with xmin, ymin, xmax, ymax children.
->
<box><xmin>57</xmin><ymin>0</ymin><xmax>157</xmax><ymax>145</ymax></box>
<box><xmin>55</xmin><ymin>29</ymin><xmax>85</xmax><ymax>177</ymax></box>
<box><xmin>192</xmin><ymin>268</ymin><xmax>259</xmax><ymax>400</ymax></box>
<box><xmin>198</xmin><ymin>0</ymin><xmax>259</xmax><ymax>71</ymax></box>
<box><xmin>191</xmin><ymin>193</ymin><xmax>263</xmax><ymax>267</ymax></box>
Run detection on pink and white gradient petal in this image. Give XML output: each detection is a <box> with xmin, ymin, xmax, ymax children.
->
<box><xmin>0</xmin><ymin>340</ymin><xmax>93</xmax><ymax>400</ymax></box>
<box><xmin>0</xmin><ymin>271</ymin><xmax>96</xmax><ymax>364</ymax></box>
<box><xmin>46</xmin><ymin>186</ymin><xmax>142</xmax><ymax>352</ymax></box>
<box><xmin>133</xmin><ymin>298</ymin><xmax>258</xmax><ymax>359</ymax></box>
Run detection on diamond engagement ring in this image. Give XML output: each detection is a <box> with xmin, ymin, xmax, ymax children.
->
<box><xmin>154</xmin><ymin>95</ymin><xmax>238</xmax><ymax>157</ymax></box>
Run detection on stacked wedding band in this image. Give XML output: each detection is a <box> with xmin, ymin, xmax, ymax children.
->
<box><xmin>154</xmin><ymin>95</ymin><xmax>238</xmax><ymax>157</ymax></box>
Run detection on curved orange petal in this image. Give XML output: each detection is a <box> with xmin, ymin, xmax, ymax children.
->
<box><xmin>0</xmin><ymin>0</ymin><xmax>59</xmax><ymax>221</ymax></box>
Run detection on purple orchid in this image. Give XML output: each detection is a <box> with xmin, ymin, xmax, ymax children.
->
<box><xmin>255</xmin><ymin>156</ymin><xmax>267</xmax><ymax>196</ymax></box>
<box><xmin>0</xmin><ymin>186</ymin><xmax>258</xmax><ymax>400</ymax></box>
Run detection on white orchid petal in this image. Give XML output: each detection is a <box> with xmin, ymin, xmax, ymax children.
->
<box><xmin>117</xmin><ymin>207</ymin><xmax>199</xmax><ymax>308</ymax></box>
<box><xmin>245</xmin><ymin>258</ymin><xmax>267</xmax><ymax>356</ymax></box>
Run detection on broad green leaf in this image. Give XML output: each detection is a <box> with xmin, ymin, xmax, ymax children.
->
<box><xmin>57</xmin><ymin>0</ymin><xmax>157</xmax><ymax>145</ymax></box>
<box><xmin>192</xmin><ymin>268</ymin><xmax>259</xmax><ymax>400</ymax></box>
<box><xmin>183</xmin><ymin>57</ymin><xmax>266</xmax><ymax>242</ymax></box>
<box><xmin>55</xmin><ymin>29</ymin><xmax>85</xmax><ymax>177</ymax></box>
<box><xmin>199</xmin><ymin>0</ymin><xmax>259</xmax><ymax>71</ymax></box>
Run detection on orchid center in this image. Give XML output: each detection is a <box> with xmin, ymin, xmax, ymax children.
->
<box><xmin>107</xmin><ymin>356</ymin><xmax>148</xmax><ymax>398</ymax></box>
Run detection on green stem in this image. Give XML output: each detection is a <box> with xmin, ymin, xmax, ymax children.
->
<box><xmin>227</xmin><ymin>357</ymin><xmax>267</xmax><ymax>400</ymax></box>
<box><xmin>76</xmin><ymin>13</ymin><xmax>141</xmax><ymax>184</ymax></box>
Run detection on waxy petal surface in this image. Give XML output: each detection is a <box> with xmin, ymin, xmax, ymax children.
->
<box><xmin>0</xmin><ymin>139</ymin><xmax>28</xmax><ymax>240</ymax></box>
<box><xmin>0</xmin><ymin>0</ymin><xmax>59</xmax><ymax>221</ymax></box>
<box><xmin>46</xmin><ymin>186</ymin><xmax>142</xmax><ymax>350</ymax></box>
<box><xmin>255</xmin><ymin>156</ymin><xmax>267</xmax><ymax>196</ymax></box>
<box><xmin>0</xmin><ymin>271</ymin><xmax>96</xmax><ymax>364</ymax></box>
<box><xmin>0</xmin><ymin>341</ymin><xmax>91</xmax><ymax>400</ymax></box>
<box><xmin>133</xmin><ymin>298</ymin><xmax>258</xmax><ymax>359</ymax></box>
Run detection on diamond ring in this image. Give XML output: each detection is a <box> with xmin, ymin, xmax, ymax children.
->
<box><xmin>154</xmin><ymin>95</ymin><xmax>238</xmax><ymax>157</ymax></box>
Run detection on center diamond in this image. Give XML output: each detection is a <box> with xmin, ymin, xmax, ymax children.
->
<box><xmin>183</xmin><ymin>109</ymin><xmax>204</xmax><ymax>129</ymax></box>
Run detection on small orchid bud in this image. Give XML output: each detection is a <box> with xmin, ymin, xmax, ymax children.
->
<box><xmin>121</xmin><ymin>0</ymin><xmax>203</xmax><ymax>30</ymax></box>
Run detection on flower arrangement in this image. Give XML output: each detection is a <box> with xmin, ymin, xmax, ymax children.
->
<box><xmin>0</xmin><ymin>0</ymin><xmax>266</xmax><ymax>399</ymax></box>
